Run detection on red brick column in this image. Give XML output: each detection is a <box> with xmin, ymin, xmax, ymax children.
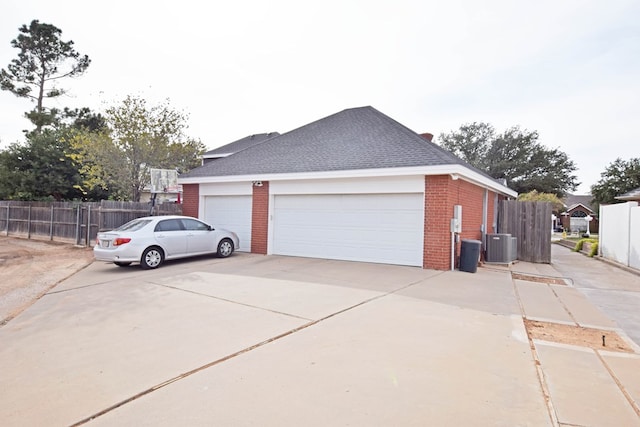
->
<box><xmin>251</xmin><ymin>181</ymin><xmax>269</xmax><ymax>254</ymax></box>
<box><xmin>424</xmin><ymin>176</ymin><xmax>453</xmax><ymax>270</ymax></box>
<box><xmin>182</xmin><ymin>184</ymin><xmax>199</xmax><ymax>218</ymax></box>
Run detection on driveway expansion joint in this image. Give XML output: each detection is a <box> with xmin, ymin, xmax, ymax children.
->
<box><xmin>71</xmin><ymin>273</ymin><xmax>436</xmax><ymax>425</ymax></box>
<box><xmin>594</xmin><ymin>350</ymin><xmax>640</xmax><ymax>418</ymax></box>
<box><xmin>150</xmin><ymin>281</ymin><xmax>314</xmax><ymax>321</ymax></box>
<box><xmin>511</xmin><ymin>273</ymin><xmax>560</xmax><ymax>426</ymax></box>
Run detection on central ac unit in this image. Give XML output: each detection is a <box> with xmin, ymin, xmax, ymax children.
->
<box><xmin>486</xmin><ymin>233</ymin><xmax>516</xmax><ymax>263</ymax></box>
<box><xmin>510</xmin><ymin>236</ymin><xmax>518</xmax><ymax>262</ymax></box>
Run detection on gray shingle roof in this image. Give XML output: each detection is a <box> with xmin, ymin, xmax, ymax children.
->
<box><xmin>616</xmin><ymin>187</ymin><xmax>640</xmax><ymax>201</ymax></box>
<box><xmin>564</xmin><ymin>194</ymin><xmax>595</xmax><ymax>212</ymax></box>
<box><xmin>181</xmin><ymin>106</ymin><xmax>487</xmax><ymax>179</ymax></box>
<box><xmin>202</xmin><ymin>132</ymin><xmax>280</xmax><ymax>158</ymax></box>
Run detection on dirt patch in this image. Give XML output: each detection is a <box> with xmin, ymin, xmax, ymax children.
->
<box><xmin>524</xmin><ymin>319</ymin><xmax>634</xmax><ymax>353</ymax></box>
<box><xmin>512</xmin><ymin>272</ymin><xmax>567</xmax><ymax>286</ymax></box>
<box><xmin>0</xmin><ymin>236</ymin><xmax>94</xmax><ymax>325</ymax></box>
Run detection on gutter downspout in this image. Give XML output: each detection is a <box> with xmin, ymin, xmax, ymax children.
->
<box><xmin>451</xmin><ymin>230</ymin><xmax>455</xmax><ymax>271</ymax></box>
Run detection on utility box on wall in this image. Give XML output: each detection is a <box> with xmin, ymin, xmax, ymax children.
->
<box><xmin>486</xmin><ymin>233</ymin><xmax>517</xmax><ymax>263</ymax></box>
<box><xmin>451</xmin><ymin>205</ymin><xmax>462</xmax><ymax>233</ymax></box>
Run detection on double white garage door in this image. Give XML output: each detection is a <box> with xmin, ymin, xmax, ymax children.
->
<box><xmin>204</xmin><ymin>193</ymin><xmax>423</xmax><ymax>267</ymax></box>
<box><xmin>273</xmin><ymin>194</ymin><xmax>423</xmax><ymax>266</ymax></box>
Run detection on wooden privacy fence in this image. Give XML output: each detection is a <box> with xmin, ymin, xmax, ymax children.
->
<box><xmin>0</xmin><ymin>200</ymin><xmax>182</xmax><ymax>246</ymax></box>
<box><xmin>497</xmin><ymin>200</ymin><xmax>551</xmax><ymax>263</ymax></box>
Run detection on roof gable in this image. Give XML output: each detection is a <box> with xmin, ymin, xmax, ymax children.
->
<box><xmin>566</xmin><ymin>203</ymin><xmax>594</xmax><ymax>214</ymax></box>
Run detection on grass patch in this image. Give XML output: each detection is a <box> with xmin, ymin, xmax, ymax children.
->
<box><xmin>560</xmin><ymin>233</ymin><xmax>598</xmax><ymax>242</ymax></box>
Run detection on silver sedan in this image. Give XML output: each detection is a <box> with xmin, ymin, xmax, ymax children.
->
<box><xmin>94</xmin><ymin>215</ymin><xmax>239</xmax><ymax>269</ymax></box>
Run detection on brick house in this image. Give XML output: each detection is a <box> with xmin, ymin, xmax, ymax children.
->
<box><xmin>178</xmin><ymin>106</ymin><xmax>516</xmax><ymax>270</ymax></box>
<box><xmin>560</xmin><ymin>194</ymin><xmax>598</xmax><ymax>234</ymax></box>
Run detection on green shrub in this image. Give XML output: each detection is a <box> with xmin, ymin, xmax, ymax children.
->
<box><xmin>588</xmin><ymin>242</ymin><xmax>598</xmax><ymax>257</ymax></box>
<box><xmin>573</xmin><ymin>238</ymin><xmax>598</xmax><ymax>253</ymax></box>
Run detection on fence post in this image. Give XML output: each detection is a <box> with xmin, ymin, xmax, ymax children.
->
<box><xmin>49</xmin><ymin>205</ymin><xmax>54</xmax><ymax>241</ymax></box>
<box><xmin>86</xmin><ymin>205</ymin><xmax>91</xmax><ymax>247</ymax></box>
<box><xmin>75</xmin><ymin>205</ymin><xmax>81</xmax><ymax>245</ymax></box>
<box><xmin>27</xmin><ymin>205</ymin><xmax>32</xmax><ymax>239</ymax></box>
<box><xmin>98</xmin><ymin>201</ymin><xmax>103</xmax><ymax>233</ymax></box>
<box><xmin>5</xmin><ymin>205</ymin><xmax>8</xmax><ymax>236</ymax></box>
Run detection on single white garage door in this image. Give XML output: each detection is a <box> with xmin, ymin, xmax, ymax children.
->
<box><xmin>272</xmin><ymin>193</ymin><xmax>423</xmax><ymax>266</ymax></box>
<box><xmin>204</xmin><ymin>196</ymin><xmax>252</xmax><ymax>252</ymax></box>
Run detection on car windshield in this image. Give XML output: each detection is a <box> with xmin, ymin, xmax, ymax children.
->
<box><xmin>114</xmin><ymin>219</ymin><xmax>153</xmax><ymax>232</ymax></box>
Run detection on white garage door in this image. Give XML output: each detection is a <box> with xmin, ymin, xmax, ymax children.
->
<box><xmin>272</xmin><ymin>193</ymin><xmax>423</xmax><ymax>266</ymax></box>
<box><xmin>204</xmin><ymin>196</ymin><xmax>252</xmax><ymax>252</ymax></box>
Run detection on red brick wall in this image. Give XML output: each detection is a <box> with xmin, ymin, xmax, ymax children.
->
<box><xmin>182</xmin><ymin>184</ymin><xmax>199</xmax><ymax>218</ymax></box>
<box><xmin>424</xmin><ymin>176</ymin><xmax>488</xmax><ymax>270</ymax></box>
<box><xmin>251</xmin><ymin>182</ymin><xmax>269</xmax><ymax>254</ymax></box>
<box><xmin>424</xmin><ymin>176</ymin><xmax>453</xmax><ymax>270</ymax></box>
<box><xmin>456</xmin><ymin>179</ymin><xmax>485</xmax><ymax>242</ymax></box>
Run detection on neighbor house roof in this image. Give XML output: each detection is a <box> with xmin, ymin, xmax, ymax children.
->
<box><xmin>202</xmin><ymin>132</ymin><xmax>280</xmax><ymax>160</ymax></box>
<box><xmin>563</xmin><ymin>194</ymin><xmax>595</xmax><ymax>213</ymax></box>
<box><xmin>180</xmin><ymin>106</ymin><xmax>516</xmax><ymax>197</ymax></box>
<box><xmin>616</xmin><ymin>187</ymin><xmax>640</xmax><ymax>201</ymax></box>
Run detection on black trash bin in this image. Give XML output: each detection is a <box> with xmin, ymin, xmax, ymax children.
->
<box><xmin>459</xmin><ymin>239</ymin><xmax>482</xmax><ymax>273</ymax></box>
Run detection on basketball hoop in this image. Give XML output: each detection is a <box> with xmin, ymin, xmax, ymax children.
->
<box><xmin>149</xmin><ymin>168</ymin><xmax>182</xmax><ymax>213</ymax></box>
<box><xmin>150</xmin><ymin>169</ymin><xmax>179</xmax><ymax>194</ymax></box>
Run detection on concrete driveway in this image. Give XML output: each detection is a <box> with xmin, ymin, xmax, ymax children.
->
<box><xmin>1</xmin><ymin>251</ymin><xmax>639</xmax><ymax>426</ymax></box>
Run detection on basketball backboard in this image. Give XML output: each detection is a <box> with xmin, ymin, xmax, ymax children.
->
<box><xmin>150</xmin><ymin>168</ymin><xmax>179</xmax><ymax>193</ymax></box>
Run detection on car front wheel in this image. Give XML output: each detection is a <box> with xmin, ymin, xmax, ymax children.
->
<box><xmin>217</xmin><ymin>238</ymin><xmax>234</xmax><ymax>258</ymax></box>
<box><xmin>141</xmin><ymin>246</ymin><xmax>164</xmax><ymax>269</ymax></box>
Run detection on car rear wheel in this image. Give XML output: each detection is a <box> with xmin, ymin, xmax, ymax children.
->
<box><xmin>217</xmin><ymin>238</ymin><xmax>234</xmax><ymax>258</ymax></box>
<box><xmin>114</xmin><ymin>262</ymin><xmax>131</xmax><ymax>267</ymax></box>
<box><xmin>141</xmin><ymin>246</ymin><xmax>164</xmax><ymax>269</ymax></box>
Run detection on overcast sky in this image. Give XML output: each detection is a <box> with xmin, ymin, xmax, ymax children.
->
<box><xmin>1</xmin><ymin>0</ymin><xmax>638</xmax><ymax>194</ymax></box>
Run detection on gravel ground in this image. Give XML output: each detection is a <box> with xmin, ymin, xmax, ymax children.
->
<box><xmin>0</xmin><ymin>236</ymin><xmax>94</xmax><ymax>325</ymax></box>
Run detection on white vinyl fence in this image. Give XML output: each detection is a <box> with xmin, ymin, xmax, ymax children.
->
<box><xmin>598</xmin><ymin>201</ymin><xmax>640</xmax><ymax>269</ymax></box>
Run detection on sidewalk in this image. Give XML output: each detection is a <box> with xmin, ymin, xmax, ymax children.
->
<box><xmin>504</xmin><ymin>245</ymin><xmax>640</xmax><ymax>426</ymax></box>
<box><xmin>550</xmin><ymin>243</ymin><xmax>640</xmax><ymax>346</ymax></box>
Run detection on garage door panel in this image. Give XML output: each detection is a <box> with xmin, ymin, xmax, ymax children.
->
<box><xmin>204</xmin><ymin>196</ymin><xmax>251</xmax><ymax>252</ymax></box>
<box><xmin>276</xmin><ymin>209</ymin><xmax>419</xmax><ymax>227</ymax></box>
<box><xmin>273</xmin><ymin>194</ymin><xmax>423</xmax><ymax>266</ymax></box>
